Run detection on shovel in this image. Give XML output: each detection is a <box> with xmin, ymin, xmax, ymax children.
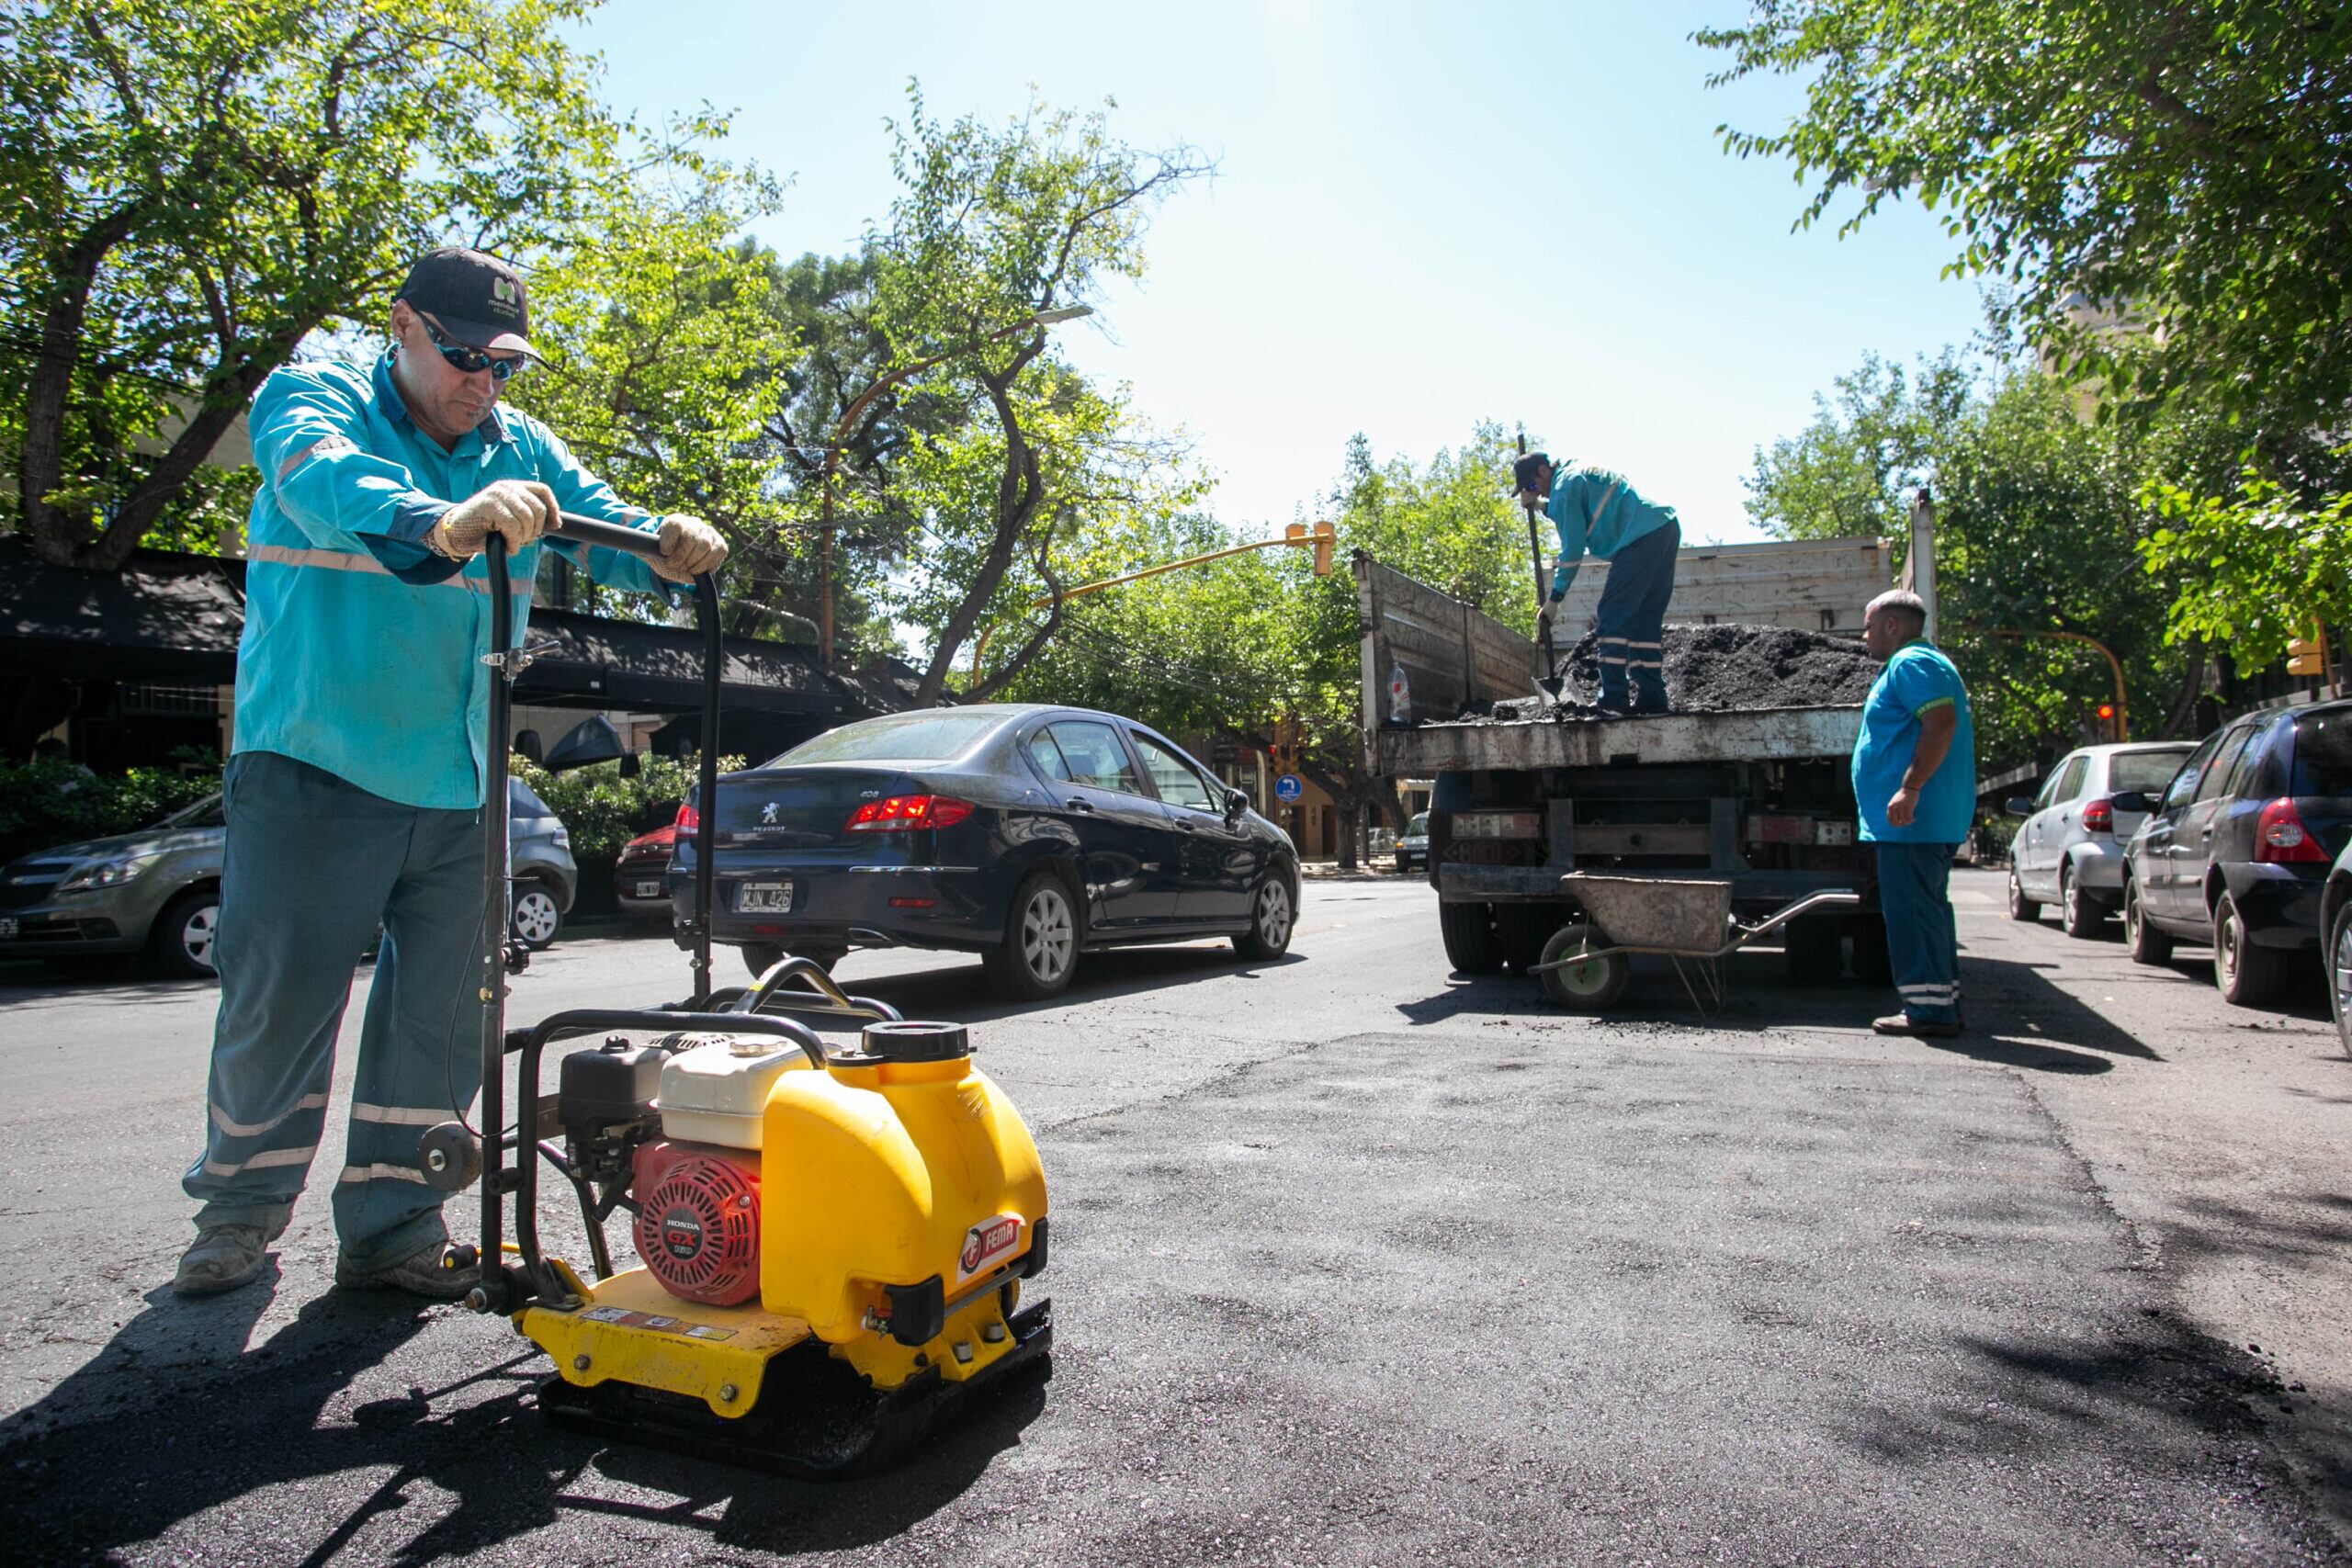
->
<box><xmin>1517</xmin><ymin>432</ymin><xmax>1564</xmax><ymax>699</ymax></box>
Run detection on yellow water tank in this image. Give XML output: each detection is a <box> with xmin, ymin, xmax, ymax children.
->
<box><xmin>759</xmin><ymin>1021</ymin><xmax>1046</xmax><ymax>1347</ymax></box>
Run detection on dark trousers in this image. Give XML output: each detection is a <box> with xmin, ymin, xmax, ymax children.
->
<box><xmin>183</xmin><ymin>751</ymin><xmax>488</xmax><ymax>1270</ymax></box>
<box><xmin>1875</xmin><ymin>840</ymin><xmax>1960</xmax><ymax>1024</ymax></box>
<box><xmin>1597</xmin><ymin>521</ymin><xmax>1679</xmax><ymax>710</ymax></box>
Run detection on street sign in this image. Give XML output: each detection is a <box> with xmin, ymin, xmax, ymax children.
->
<box><xmin>1273</xmin><ymin>773</ymin><xmax>1304</xmax><ymax>802</ymax></box>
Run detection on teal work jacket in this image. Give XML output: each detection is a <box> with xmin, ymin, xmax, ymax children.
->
<box><xmin>1544</xmin><ymin>463</ymin><xmax>1679</xmax><ymax>599</ymax></box>
<box><xmin>235</xmin><ymin>354</ymin><xmax>674</xmax><ymax>810</ymax></box>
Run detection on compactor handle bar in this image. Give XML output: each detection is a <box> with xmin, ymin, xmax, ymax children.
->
<box><xmin>538</xmin><ymin>513</ymin><xmax>724</xmax><ymax>1000</ymax></box>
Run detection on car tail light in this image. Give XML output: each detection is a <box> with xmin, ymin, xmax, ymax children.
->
<box><xmin>674</xmin><ymin>801</ymin><xmax>699</xmax><ymax>832</ymax></box>
<box><xmin>2256</xmin><ymin>797</ymin><xmax>2328</xmax><ymax>863</ymax></box>
<box><xmin>2080</xmin><ymin>797</ymin><xmax>2113</xmax><ymax>834</ymax></box>
<box><xmin>844</xmin><ymin>795</ymin><xmax>975</xmax><ymax>833</ymax></box>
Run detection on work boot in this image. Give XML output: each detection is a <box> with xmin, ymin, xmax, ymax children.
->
<box><xmin>1871</xmin><ymin>1012</ymin><xmax>1962</xmax><ymax>1039</ymax></box>
<box><xmin>335</xmin><ymin>1242</ymin><xmax>481</xmax><ymax>1302</ymax></box>
<box><xmin>1631</xmin><ymin>673</ymin><xmax>1669</xmax><ymax>715</ymax></box>
<box><xmin>173</xmin><ymin>1213</ymin><xmax>290</xmax><ymax>1298</ymax></box>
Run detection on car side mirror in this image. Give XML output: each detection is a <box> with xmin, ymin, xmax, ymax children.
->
<box><xmin>2110</xmin><ymin>791</ymin><xmax>2152</xmax><ymax>814</ymax></box>
<box><xmin>1226</xmin><ymin>788</ymin><xmax>1250</xmax><ymax>818</ymax></box>
<box><xmin>2005</xmin><ymin>797</ymin><xmax>2035</xmax><ymax>816</ymax></box>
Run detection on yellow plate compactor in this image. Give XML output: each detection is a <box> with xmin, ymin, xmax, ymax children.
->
<box><xmin>418</xmin><ymin>519</ymin><xmax>1050</xmax><ymax>1476</ymax></box>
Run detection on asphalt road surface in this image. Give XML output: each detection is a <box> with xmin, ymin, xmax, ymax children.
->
<box><xmin>1</xmin><ymin>870</ymin><xmax>2346</xmax><ymax>1565</ymax></box>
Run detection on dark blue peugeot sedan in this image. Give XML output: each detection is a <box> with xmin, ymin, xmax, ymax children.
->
<box><xmin>673</xmin><ymin>705</ymin><xmax>1301</xmax><ymax>998</ymax></box>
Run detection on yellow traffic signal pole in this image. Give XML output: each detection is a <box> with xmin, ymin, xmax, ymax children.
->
<box><xmin>1984</xmin><ymin>627</ymin><xmax>2128</xmax><ymax>741</ymax></box>
<box><xmin>966</xmin><ymin>521</ymin><xmax>1336</xmax><ymax>681</ymax></box>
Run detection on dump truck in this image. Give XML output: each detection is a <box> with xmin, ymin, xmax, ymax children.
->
<box><xmin>1355</xmin><ymin>535</ymin><xmax>1909</xmax><ymax>984</ymax></box>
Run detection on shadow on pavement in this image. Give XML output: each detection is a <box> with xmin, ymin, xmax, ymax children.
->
<box><xmin>0</xmin><ymin>1275</ymin><xmax>1047</xmax><ymax>1560</ymax></box>
<box><xmin>1390</xmin><ymin>950</ymin><xmax>2172</xmax><ymax>1074</ymax></box>
<box><xmin>814</xmin><ymin>942</ymin><xmax>1306</xmax><ymax>1032</ymax></box>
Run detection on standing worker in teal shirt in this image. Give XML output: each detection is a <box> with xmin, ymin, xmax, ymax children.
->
<box><xmin>1512</xmin><ymin>452</ymin><xmax>1682</xmax><ymax>712</ymax></box>
<box><xmin>174</xmin><ymin>248</ymin><xmax>729</xmax><ymax>1300</ymax></box>
<box><xmin>1852</xmin><ymin>589</ymin><xmax>1975</xmax><ymax>1037</ymax></box>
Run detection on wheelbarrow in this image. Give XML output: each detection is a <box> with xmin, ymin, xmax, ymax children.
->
<box><xmin>1528</xmin><ymin>874</ymin><xmax>1860</xmax><ymax>1013</ymax></box>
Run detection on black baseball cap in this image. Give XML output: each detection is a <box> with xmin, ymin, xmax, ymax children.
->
<box><xmin>395</xmin><ymin>246</ymin><xmax>537</xmax><ymax>357</ymax></box>
<box><xmin>1511</xmin><ymin>452</ymin><xmax>1552</xmax><ymax>495</ymax></box>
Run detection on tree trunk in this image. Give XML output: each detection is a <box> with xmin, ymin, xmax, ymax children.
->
<box><xmin>19</xmin><ymin>206</ymin><xmax>142</xmax><ymax>567</ymax></box>
<box><xmin>2160</xmin><ymin>638</ymin><xmax>2208</xmax><ymax>739</ymax></box>
<box><xmin>913</xmin><ymin>346</ymin><xmax>1047</xmax><ymax>707</ymax></box>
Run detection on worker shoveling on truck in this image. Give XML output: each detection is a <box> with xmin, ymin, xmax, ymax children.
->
<box><xmin>1512</xmin><ymin>452</ymin><xmax>1681</xmax><ymax>713</ymax></box>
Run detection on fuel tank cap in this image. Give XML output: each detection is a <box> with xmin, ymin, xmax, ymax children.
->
<box><xmin>858</xmin><ymin>1021</ymin><xmax>971</xmax><ymax>1062</ymax></box>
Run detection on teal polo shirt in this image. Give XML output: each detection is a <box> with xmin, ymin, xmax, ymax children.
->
<box><xmin>234</xmin><ymin>354</ymin><xmax>676</xmax><ymax>810</ymax></box>
<box><xmin>1544</xmin><ymin>463</ymin><xmax>1679</xmax><ymax>599</ymax></box>
<box><xmin>1851</xmin><ymin>639</ymin><xmax>1976</xmax><ymax>844</ymax></box>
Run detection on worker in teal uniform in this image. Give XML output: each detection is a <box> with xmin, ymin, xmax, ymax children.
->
<box><xmin>1512</xmin><ymin>452</ymin><xmax>1681</xmax><ymax>712</ymax></box>
<box><xmin>1852</xmin><ymin>589</ymin><xmax>1976</xmax><ymax>1037</ymax></box>
<box><xmin>175</xmin><ymin>247</ymin><xmax>729</xmax><ymax>1300</ymax></box>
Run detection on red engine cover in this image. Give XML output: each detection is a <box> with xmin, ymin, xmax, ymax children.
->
<box><xmin>630</xmin><ymin>1142</ymin><xmax>761</xmax><ymax>1306</ymax></box>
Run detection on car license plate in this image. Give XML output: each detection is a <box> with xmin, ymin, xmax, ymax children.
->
<box><xmin>735</xmin><ymin>882</ymin><xmax>796</xmax><ymax>915</ymax></box>
<box><xmin>635</xmin><ymin>881</ymin><xmax>664</xmax><ymax>899</ymax></box>
<box><xmin>0</xmin><ymin>917</ymin><xmax>15</xmax><ymax>940</ymax></box>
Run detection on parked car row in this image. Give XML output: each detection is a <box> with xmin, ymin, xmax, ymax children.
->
<box><xmin>2003</xmin><ymin>698</ymin><xmax>2352</xmax><ymax>1054</ymax></box>
<box><xmin>0</xmin><ymin>777</ymin><xmax>577</xmax><ymax>979</ymax></box>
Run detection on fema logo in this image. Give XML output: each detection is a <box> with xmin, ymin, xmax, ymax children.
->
<box><xmin>957</xmin><ymin>1214</ymin><xmax>1021</xmax><ymax>1280</ymax></box>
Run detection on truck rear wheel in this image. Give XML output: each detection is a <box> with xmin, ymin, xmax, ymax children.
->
<box><xmin>1439</xmin><ymin>900</ymin><xmax>1503</xmax><ymax>975</ymax></box>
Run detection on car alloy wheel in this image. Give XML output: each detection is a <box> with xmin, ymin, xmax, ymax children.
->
<box><xmin>180</xmin><ymin>901</ymin><xmax>220</xmax><ymax>971</ymax></box>
<box><xmin>511</xmin><ymin>883</ymin><xmax>561</xmax><ymax>950</ymax></box>
<box><xmin>1019</xmin><ymin>883</ymin><xmax>1075</xmax><ymax>986</ymax></box>
<box><xmin>1254</xmin><ymin>879</ymin><xmax>1293</xmax><ymax>948</ymax></box>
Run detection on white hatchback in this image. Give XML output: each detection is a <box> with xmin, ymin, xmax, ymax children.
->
<box><xmin>2005</xmin><ymin>741</ymin><xmax>2197</xmax><ymax>937</ymax></box>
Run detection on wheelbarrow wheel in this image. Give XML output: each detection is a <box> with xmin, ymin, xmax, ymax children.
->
<box><xmin>1537</xmin><ymin>922</ymin><xmax>1628</xmax><ymax>1011</ymax></box>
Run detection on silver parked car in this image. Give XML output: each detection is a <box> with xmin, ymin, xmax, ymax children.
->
<box><xmin>0</xmin><ymin>778</ymin><xmax>576</xmax><ymax>978</ymax></box>
<box><xmin>1395</xmin><ymin>811</ymin><xmax>1430</xmax><ymax>874</ymax></box>
<box><xmin>2006</xmin><ymin>741</ymin><xmax>2197</xmax><ymax>937</ymax></box>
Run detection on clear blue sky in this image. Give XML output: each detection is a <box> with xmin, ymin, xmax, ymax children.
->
<box><xmin>571</xmin><ymin>0</ymin><xmax>1986</xmax><ymax>545</ymax></box>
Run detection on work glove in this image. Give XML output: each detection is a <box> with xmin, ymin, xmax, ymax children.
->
<box><xmin>650</xmin><ymin>514</ymin><xmax>729</xmax><ymax>582</ymax></box>
<box><xmin>1537</xmin><ymin>595</ymin><xmax>1560</xmax><ymax>632</ymax></box>
<box><xmin>435</xmin><ymin>479</ymin><xmax>558</xmax><ymax>558</ymax></box>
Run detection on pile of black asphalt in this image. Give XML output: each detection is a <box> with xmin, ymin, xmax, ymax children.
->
<box><xmin>1480</xmin><ymin>623</ymin><xmax>1882</xmax><ymax>720</ymax></box>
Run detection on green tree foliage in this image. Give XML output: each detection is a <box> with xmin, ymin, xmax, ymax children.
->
<box><xmin>0</xmin><ymin>0</ymin><xmax>629</xmax><ymax>568</ymax></box>
<box><xmin>510</xmin><ymin>752</ymin><xmax>740</xmax><ymax>866</ymax></box>
<box><xmin>998</xmin><ymin>426</ymin><xmax>1530</xmax><ymax>865</ymax></box>
<box><xmin>501</xmin><ymin>174</ymin><xmax>792</xmax><ymax>624</ymax></box>
<box><xmin>1697</xmin><ymin>1</ymin><xmax>2352</xmax><ymax>427</ymax></box>
<box><xmin>865</xmin><ymin>90</ymin><xmax>1210</xmax><ymax>705</ymax></box>
<box><xmin>1748</xmin><ymin>351</ymin><xmax>2227</xmax><ymax>764</ymax></box>
<box><xmin>2142</xmin><ymin>461</ymin><xmax>2352</xmax><ymax>669</ymax></box>
<box><xmin>0</xmin><ymin>755</ymin><xmax>221</xmax><ymax>866</ymax></box>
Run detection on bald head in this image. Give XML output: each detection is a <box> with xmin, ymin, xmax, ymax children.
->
<box><xmin>1863</xmin><ymin>590</ymin><xmax>1928</xmax><ymax>660</ymax></box>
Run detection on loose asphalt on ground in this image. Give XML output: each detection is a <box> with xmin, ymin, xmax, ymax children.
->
<box><xmin>0</xmin><ymin>871</ymin><xmax>2346</xmax><ymax>1565</ymax></box>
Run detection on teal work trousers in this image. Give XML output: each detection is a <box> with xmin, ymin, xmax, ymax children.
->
<box><xmin>182</xmin><ymin>751</ymin><xmax>490</xmax><ymax>1272</ymax></box>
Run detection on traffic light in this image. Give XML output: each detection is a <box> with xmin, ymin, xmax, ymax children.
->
<box><xmin>2095</xmin><ymin>703</ymin><xmax>2116</xmax><ymax>739</ymax></box>
<box><xmin>1283</xmin><ymin>521</ymin><xmax>1339</xmax><ymax>575</ymax></box>
<box><xmin>2288</xmin><ymin>623</ymin><xmax>2327</xmax><ymax>678</ymax></box>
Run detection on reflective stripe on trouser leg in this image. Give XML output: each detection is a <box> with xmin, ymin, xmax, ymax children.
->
<box><xmin>1597</xmin><ymin>520</ymin><xmax>1679</xmax><ymax>708</ymax></box>
<box><xmin>331</xmin><ymin>792</ymin><xmax>489</xmax><ymax>1274</ymax></box>
<box><xmin>1875</xmin><ymin>840</ymin><xmax>1960</xmax><ymax>1024</ymax></box>
<box><xmin>185</xmin><ymin>753</ymin><xmax>409</xmax><ymax>1229</ymax></box>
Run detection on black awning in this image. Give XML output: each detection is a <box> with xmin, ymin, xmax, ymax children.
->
<box><xmin>0</xmin><ymin>539</ymin><xmax>891</xmax><ymax>719</ymax></box>
<box><xmin>512</xmin><ymin>606</ymin><xmax>861</xmax><ymax>717</ymax></box>
<box><xmin>0</xmin><ymin>539</ymin><xmax>246</xmax><ymax>683</ymax></box>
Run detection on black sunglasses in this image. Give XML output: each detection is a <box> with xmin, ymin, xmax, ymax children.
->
<box><xmin>417</xmin><ymin>312</ymin><xmax>527</xmax><ymax>382</ymax></box>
